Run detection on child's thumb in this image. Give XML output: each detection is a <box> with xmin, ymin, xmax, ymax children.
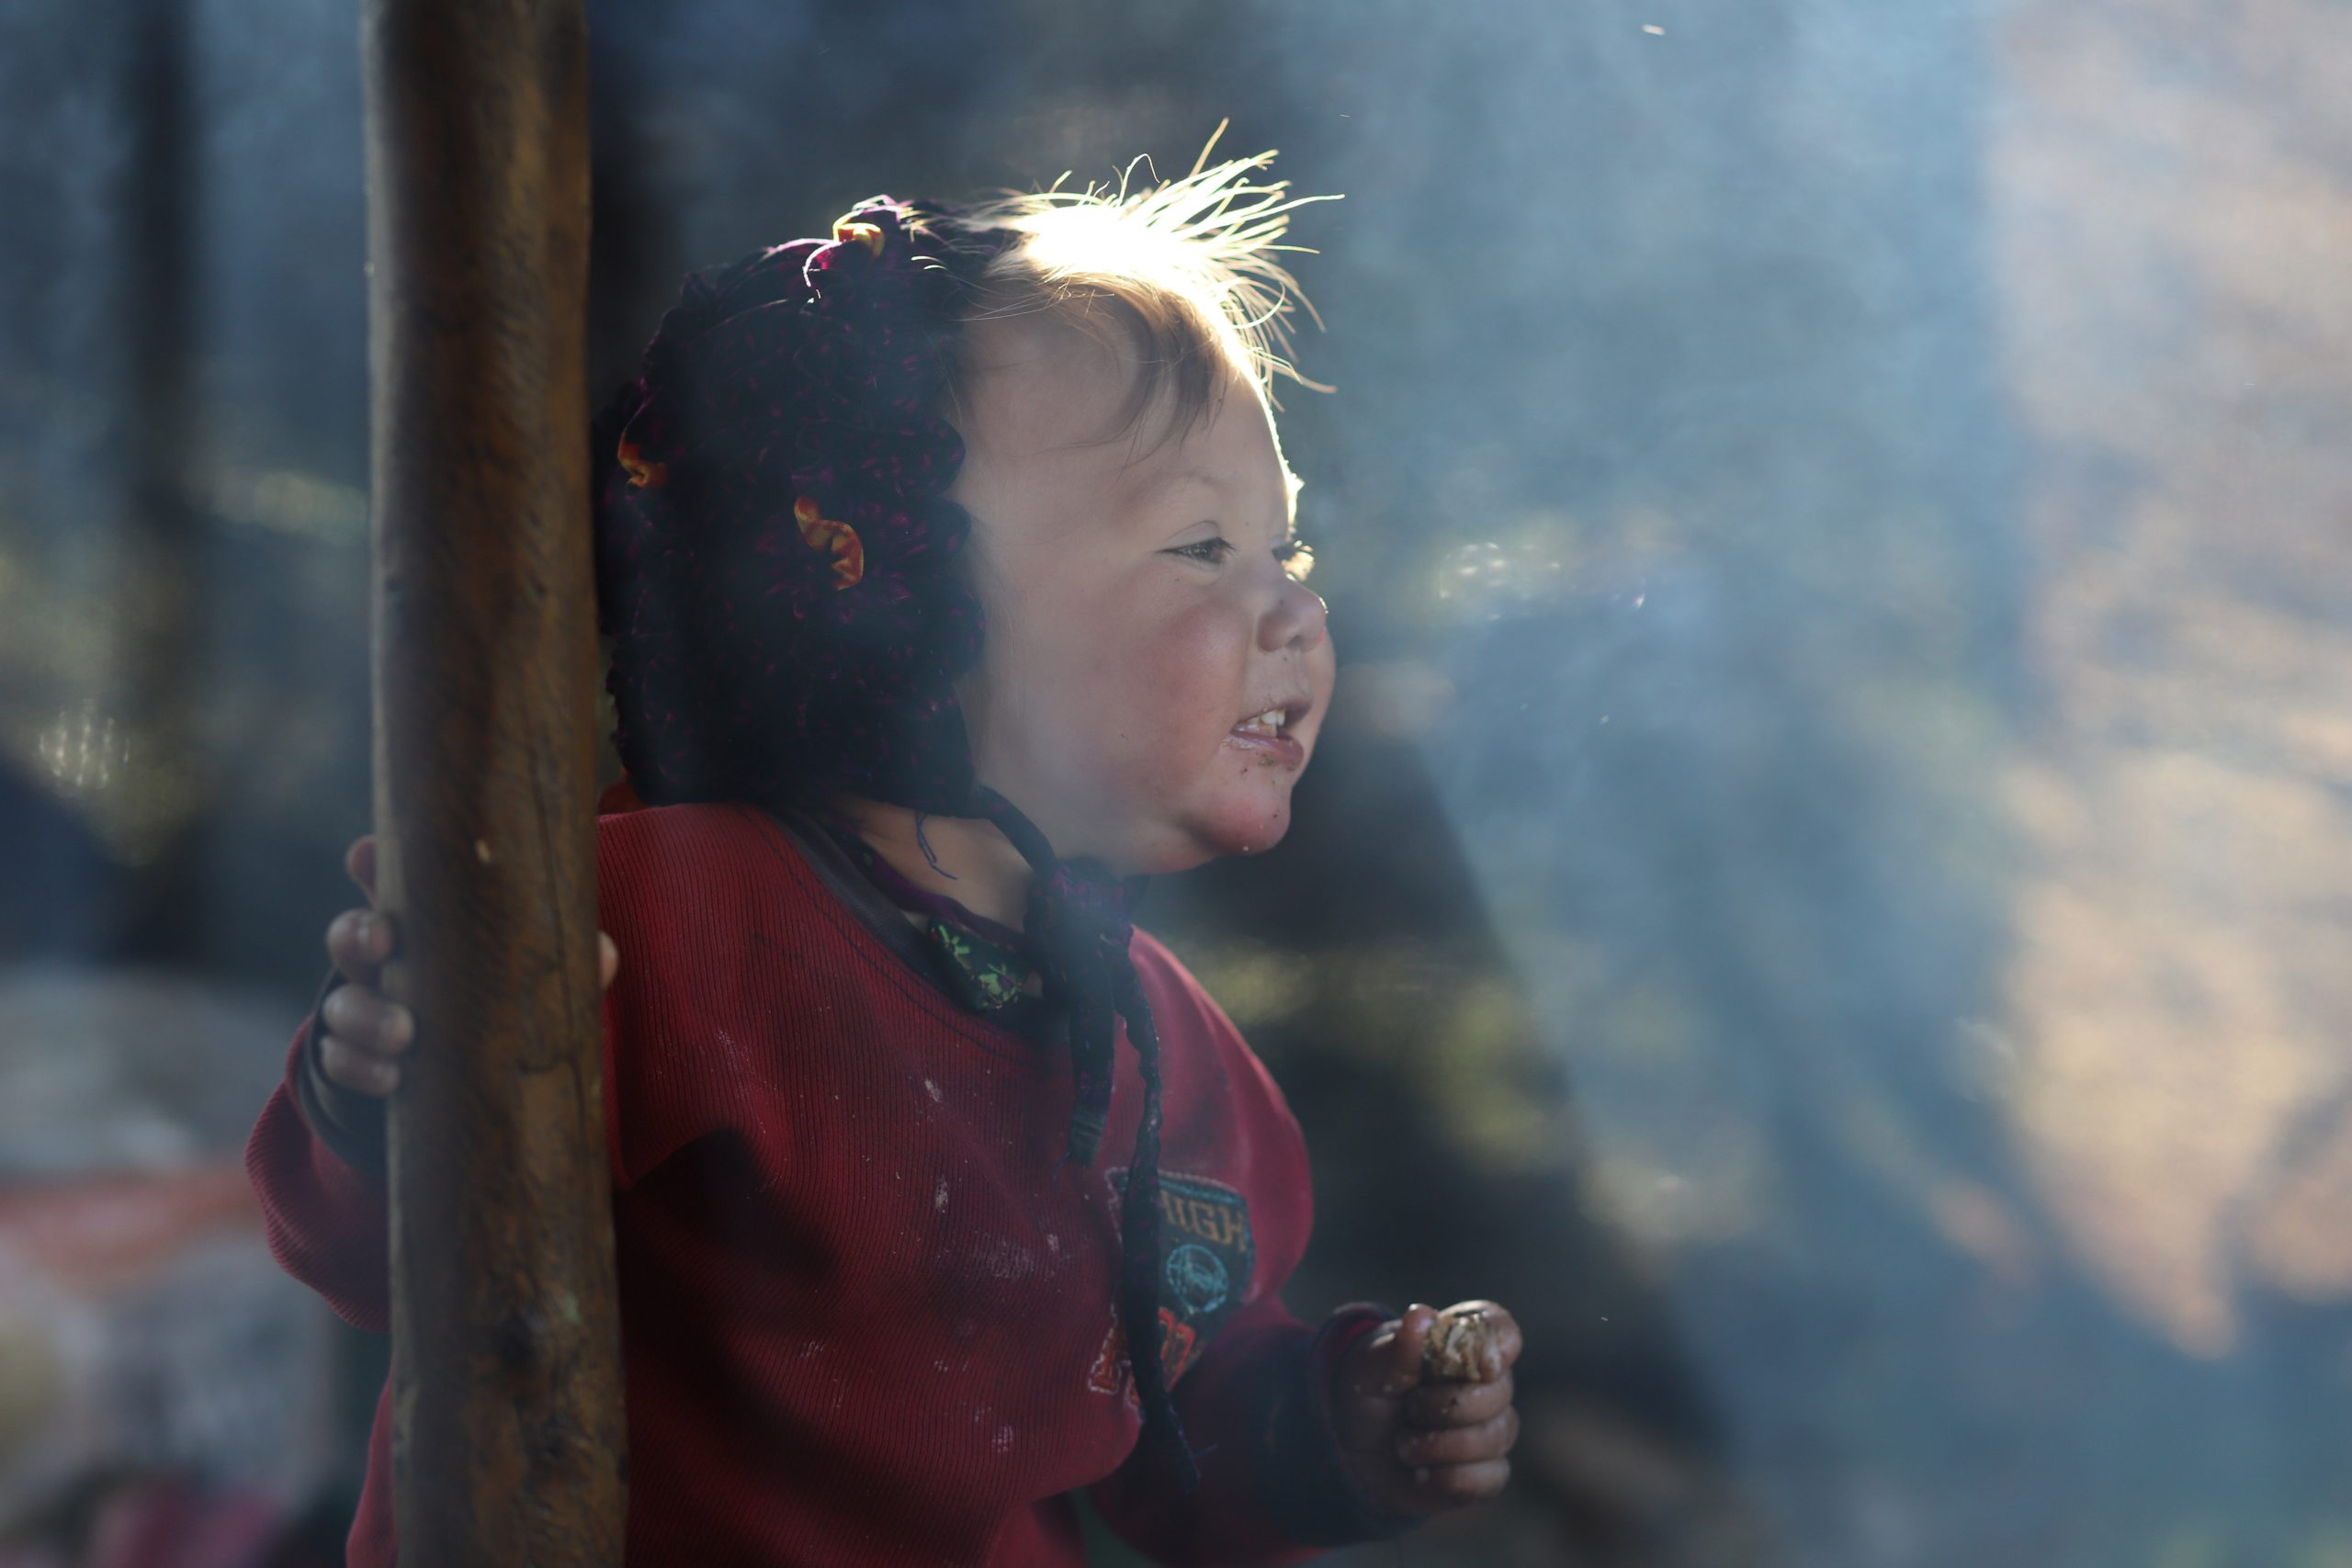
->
<box><xmin>345</xmin><ymin>834</ymin><xmax>379</xmax><ymax>904</ymax></box>
<box><xmin>598</xmin><ymin>931</ymin><xmax>620</xmax><ymax>990</ymax></box>
<box><xmin>1351</xmin><ymin>1304</ymin><xmax>1437</xmax><ymax>1399</ymax></box>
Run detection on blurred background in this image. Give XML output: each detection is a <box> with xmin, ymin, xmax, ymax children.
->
<box><xmin>4</xmin><ymin>0</ymin><xmax>2350</xmax><ymax>1562</ymax></box>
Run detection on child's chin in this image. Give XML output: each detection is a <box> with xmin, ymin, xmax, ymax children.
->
<box><xmin>1197</xmin><ymin>800</ymin><xmax>1295</xmax><ymax>862</ymax></box>
<box><xmin>1119</xmin><ymin>791</ymin><xmax>1295</xmax><ymax>874</ymax></box>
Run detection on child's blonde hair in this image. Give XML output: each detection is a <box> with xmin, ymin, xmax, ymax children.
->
<box><xmin>951</xmin><ymin>125</ymin><xmax>1338</xmax><ymax>451</ymax></box>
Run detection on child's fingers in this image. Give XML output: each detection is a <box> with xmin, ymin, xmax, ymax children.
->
<box><xmin>318</xmin><ymin>1031</ymin><xmax>401</xmax><ymax>1097</ymax></box>
<box><xmin>1451</xmin><ymin>1301</ymin><xmax>1523</xmax><ymax>1373</ymax></box>
<box><xmin>1424</xmin><ymin>1299</ymin><xmax>1521</xmax><ymax>1382</ymax></box>
<box><xmin>325</xmin><ymin>908</ymin><xmax>396</xmax><ymax>984</ymax></box>
<box><xmin>322</xmin><ymin>978</ymin><xmax>413</xmax><ymax>1056</ymax></box>
<box><xmin>345</xmin><ymin>834</ymin><xmax>379</xmax><ymax>903</ymax></box>
<box><xmin>1401</xmin><ymin>1457</ymin><xmax>1511</xmax><ymax>1507</ymax></box>
<box><xmin>599</xmin><ymin>931</ymin><xmax>619</xmax><ymax>990</ymax></box>
<box><xmin>317</xmin><ymin>975</ymin><xmax>412</xmax><ymax>1098</ymax></box>
<box><xmin>1396</xmin><ymin>1407</ymin><xmax>1520</xmax><ymax>1469</ymax></box>
<box><xmin>1401</xmin><ymin>1371</ymin><xmax>1514</xmax><ymax>1429</ymax></box>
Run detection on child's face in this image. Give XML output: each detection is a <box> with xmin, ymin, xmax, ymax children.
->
<box><xmin>947</xmin><ymin>315</ymin><xmax>1335</xmax><ymax>875</ymax></box>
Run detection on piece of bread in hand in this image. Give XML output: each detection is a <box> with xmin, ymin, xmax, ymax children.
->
<box><xmin>1421</xmin><ymin>1303</ymin><xmax>1502</xmax><ymax>1383</ymax></box>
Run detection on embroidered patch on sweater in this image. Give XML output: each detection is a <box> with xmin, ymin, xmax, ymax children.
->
<box><xmin>1089</xmin><ymin>1170</ymin><xmax>1255</xmax><ymax>1399</ymax></box>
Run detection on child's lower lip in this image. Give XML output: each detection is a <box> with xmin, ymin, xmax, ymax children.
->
<box><xmin>1225</xmin><ymin>728</ymin><xmax>1305</xmax><ymax>764</ymax></box>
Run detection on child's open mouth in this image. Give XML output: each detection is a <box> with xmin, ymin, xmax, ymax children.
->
<box><xmin>1227</xmin><ymin>698</ymin><xmax>1308</xmax><ymax>765</ymax></box>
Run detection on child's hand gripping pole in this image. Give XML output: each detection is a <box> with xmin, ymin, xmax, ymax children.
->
<box><xmin>318</xmin><ymin>835</ymin><xmax>619</xmax><ymax>1100</ymax></box>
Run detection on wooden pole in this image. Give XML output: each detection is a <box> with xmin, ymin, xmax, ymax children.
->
<box><xmin>360</xmin><ymin>0</ymin><xmax>625</xmax><ymax>1561</ymax></box>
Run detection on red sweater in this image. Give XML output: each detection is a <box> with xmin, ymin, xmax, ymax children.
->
<box><xmin>246</xmin><ymin>802</ymin><xmax>1401</xmax><ymax>1566</ymax></box>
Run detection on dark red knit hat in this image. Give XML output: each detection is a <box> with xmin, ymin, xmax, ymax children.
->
<box><xmin>592</xmin><ymin>197</ymin><xmax>1007</xmax><ymax>817</ymax></box>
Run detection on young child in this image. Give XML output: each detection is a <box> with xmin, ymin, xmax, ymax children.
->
<box><xmin>247</xmin><ymin>151</ymin><xmax>1522</xmax><ymax>1565</ymax></box>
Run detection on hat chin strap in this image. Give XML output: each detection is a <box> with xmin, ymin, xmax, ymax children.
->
<box><xmin>963</xmin><ymin>782</ymin><xmax>1200</xmax><ymax>1493</ymax></box>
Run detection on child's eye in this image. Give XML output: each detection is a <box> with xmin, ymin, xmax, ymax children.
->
<box><xmin>1171</xmin><ymin>536</ymin><xmax>1236</xmax><ymax>566</ymax></box>
<box><xmin>1170</xmin><ymin>536</ymin><xmax>1315</xmax><ymax>579</ymax></box>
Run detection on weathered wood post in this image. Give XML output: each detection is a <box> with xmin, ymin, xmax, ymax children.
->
<box><xmin>359</xmin><ymin>0</ymin><xmax>626</xmax><ymax>1560</ymax></box>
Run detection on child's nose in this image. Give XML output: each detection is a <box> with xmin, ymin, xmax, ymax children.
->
<box><xmin>1261</xmin><ymin>575</ymin><xmax>1329</xmax><ymax>653</ymax></box>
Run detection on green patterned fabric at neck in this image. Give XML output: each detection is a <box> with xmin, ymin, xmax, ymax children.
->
<box><xmin>804</xmin><ymin>807</ymin><xmax>1057</xmax><ymax>1038</ymax></box>
<box><xmin>925</xmin><ymin>917</ymin><xmax>1053</xmax><ymax>1035</ymax></box>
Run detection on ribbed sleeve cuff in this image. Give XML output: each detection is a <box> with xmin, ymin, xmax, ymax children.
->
<box><xmin>1250</xmin><ymin>1302</ymin><xmax>1426</xmax><ymax>1548</ymax></box>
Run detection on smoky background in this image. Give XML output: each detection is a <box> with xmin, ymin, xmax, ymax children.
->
<box><xmin>3</xmin><ymin>0</ymin><xmax>2348</xmax><ymax>1563</ymax></box>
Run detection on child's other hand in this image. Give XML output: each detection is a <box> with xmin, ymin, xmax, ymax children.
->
<box><xmin>316</xmin><ymin>834</ymin><xmax>619</xmax><ymax>1098</ymax></box>
<box><xmin>1329</xmin><ymin>1301</ymin><xmax>1522</xmax><ymax>1517</ymax></box>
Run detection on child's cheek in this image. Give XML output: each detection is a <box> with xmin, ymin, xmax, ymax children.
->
<box><xmin>1142</xmin><ymin>599</ymin><xmax>1258</xmax><ymax>747</ymax></box>
<box><xmin>1069</xmin><ymin>592</ymin><xmax>1306</xmax><ymax>864</ymax></box>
